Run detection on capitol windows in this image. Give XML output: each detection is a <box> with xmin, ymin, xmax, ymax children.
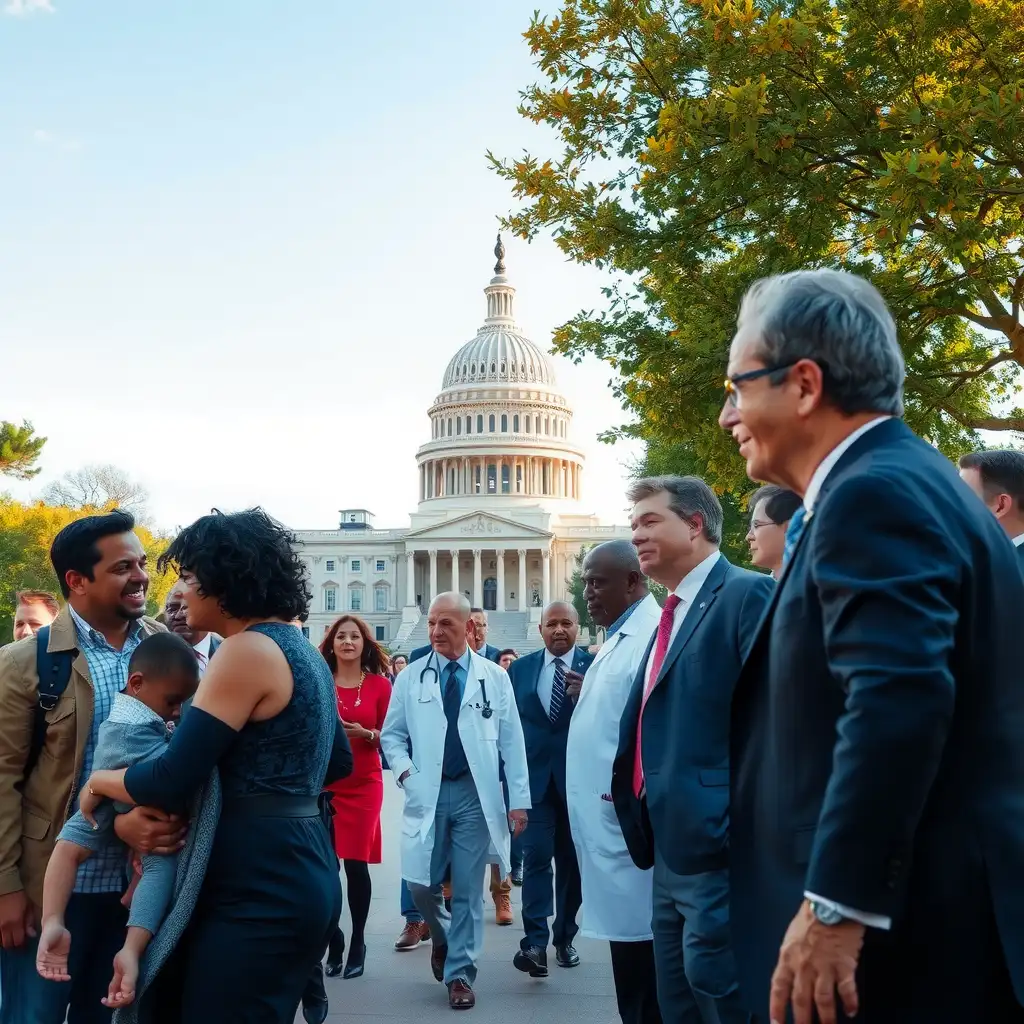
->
<box><xmin>465</xmin><ymin>415</ymin><xmax>471</xmax><ymax>434</ymax></box>
<box><xmin>447</xmin><ymin>418</ymin><xmax>452</xmax><ymax>436</ymax></box>
<box><xmin>525</xmin><ymin>415</ymin><xmax>531</xmax><ymax>433</ymax></box>
<box><xmin>325</xmin><ymin>559</ymin><xmax>336</xmax><ymax>574</ymax></box>
<box><xmin>477</xmin><ymin>414</ymin><xmax>484</xmax><ymax>433</ymax></box>
<box><xmin>456</xmin><ymin>418</ymin><xmax>462</xmax><ymax>435</ymax></box>
<box><xmin>323</xmin><ymin>586</ymin><xmax>338</xmax><ymax>614</ymax></box>
<box><xmin>513</xmin><ymin>414</ymin><xmax>520</xmax><ymax>432</ymax></box>
<box><xmin>374</xmin><ymin>586</ymin><xmax>388</xmax><ymax>612</ymax></box>
<box><xmin>351</xmin><ymin>559</ymin><xmax>361</xmax><ymax>573</ymax></box>
<box><xmin>501</xmin><ymin>463</ymin><xmax>511</xmax><ymax>494</ymax></box>
<box><xmin>488</xmin><ymin>414</ymin><xmax>496</xmax><ymax>432</ymax></box>
<box><xmin>500</xmin><ymin>414</ymin><xmax>508</xmax><ymax>432</ymax></box>
<box><xmin>487</xmin><ymin>464</ymin><xmax>497</xmax><ymax>493</ymax></box>
<box><xmin>349</xmin><ymin>583</ymin><xmax>365</xmax><ymax>612</ymax></box>
<box><xmin>375</xmin><ymin>559</ymin><xmax>386</xmax><ymax>572</ymax></box>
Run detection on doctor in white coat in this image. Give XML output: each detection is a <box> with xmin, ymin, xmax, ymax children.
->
<box><xmin>566</xmin><ymin>541</ymin><xmax>663</xmax><ymax>1024</ymax></box>
<box><xmin>381</xmin><ymin>591</ymin><xmax>530</xmax><ymax>1011</ymax></box>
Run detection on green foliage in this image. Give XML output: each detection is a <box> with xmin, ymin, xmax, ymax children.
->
<box><xmin>565</xmin><ymin>544</ymin><xmax>596</xmax><ymax>636</ymax></box>
<box><xmin>0</xmin><ymin>497</ymin><xmax>174</xmax><ymax>643</ymax></box>
<box><xmin>490</xmin><ymin>0</ymin><xmax>1024</xmax><ymax>490</ymax></box>
<box><xmin>0</xmin><ymin>421</ymin><xmax>46</xmax><ymax>481</ymax></box>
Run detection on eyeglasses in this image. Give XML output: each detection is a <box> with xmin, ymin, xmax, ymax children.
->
<box><xmin>723</xmin><ymin>362</ymin><xmax>797</xmax><ymax>407</ymax></box>
<box><xmin>749</xmin><ymin>519</ymin><xmax>779</xmax><ymax>531</ymax></box>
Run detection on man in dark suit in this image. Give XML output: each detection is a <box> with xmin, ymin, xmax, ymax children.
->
<box><xmin>719</xmin><ymin>268</ymin><xmax>1024</xmax><ymax>1024</ymax></box>
<box><xmin>509</xmin><ymin>602</ymin><xmax>593</xmax><ymax>977</ymax></box>
<box><xmin>959</xmin><ymin>449</ymin><xmax>1024</xmax><ymax>571</ymax></box>
<box><xmin>612</xmin><ymin>476</ymin><xmax>772</xmax><ymax>1024</ymax></box>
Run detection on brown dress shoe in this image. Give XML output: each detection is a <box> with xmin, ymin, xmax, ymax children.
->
<box><xmin>447</xmin><ymin>979</ymin><xmax>475</xmax><ymax>1010</ymax></box>
<box><xmin>430</xmin><ymin>942</ymin><xmax>448</xmax><ymax>983</ymax></box>
<box><xmin>394</xmin><ymin>921</ymin><xmax>430</xmax><ymax>951</ymax></box>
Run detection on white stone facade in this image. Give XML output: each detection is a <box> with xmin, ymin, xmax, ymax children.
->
<box><xmin>294</xmin><ymin>237</ymin><xmax>629</xmax><ymax>651</ymax></box>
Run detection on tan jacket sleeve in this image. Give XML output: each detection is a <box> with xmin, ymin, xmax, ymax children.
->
<box><xmin>0</xmin><ymin>643</ymin><xmax>35</xmax><ymax>895</ymax></box>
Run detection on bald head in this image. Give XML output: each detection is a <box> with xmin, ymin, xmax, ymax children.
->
<box><xmin>582</xmin><ymin>540</ymin><xmax>648</xmax><ymax>628</ymax></box>
<box><xmin>540</xmin><ymin>600</ymin><xmax>579</xmax><ymax>657</ymax></box>
<box><xmin>427</xmin><ymin>591</ymin><xmax>473</xmax><ymax>659</ymax></box>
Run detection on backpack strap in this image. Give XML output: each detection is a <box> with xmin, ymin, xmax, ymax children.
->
<box><xmin>23</xmin><ymin>625</ymin><xmax>75</xmax><ymax>783</ymax></box>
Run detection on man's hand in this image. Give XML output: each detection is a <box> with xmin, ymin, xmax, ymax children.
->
<box><xmin>564</xmin><ymin>669</ymin><xmax>585</xmax><ymax>702</ymax></box>
<box><xmin>0</xmin><ymin>889</ymin><xmax>37</xmax><ymax>949</ymax></box>
<box><xmin>113</xmin><ymin>807</ymin><xmax>186</xmax><ymax>855</ymax></box>
<box><xmin>508</xmin><ymin>809</ymin><xmax>528</xmax><ymax>838</ymax></box>
<box><xmin>770</xmin><ymin>900</ymin><xmax>865</xmax><ymax>1024</ymax></box>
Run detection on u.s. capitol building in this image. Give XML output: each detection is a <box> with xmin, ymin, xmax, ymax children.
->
<box><xmin>295</xmin><ymin>237</ymin><xmax>630</xmax><ymax>653</ymax></box>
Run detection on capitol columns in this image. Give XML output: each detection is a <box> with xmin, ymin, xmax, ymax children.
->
<box><xmin>450</xmin><ymin>550</ymin><xmax>460</xmax><ymax>598</ymax></box>
<box><xmin>542</xmin><ymin>547</ymin><xmax>551</xmax><ymax>608</ymax></box>
<box><xmin>517</xmin><ymin>549</ymin><xmax>527</xmax><ymax>612</ymax></box>
<box><xmin>496</xmin><ymin>552</ymin><xmax>506</xmax><ymax>612</ymax></box>
<box><xmin>403</xmin><ymin>552</ymin><xmax>415</xmax><ymax>607</ymax></box>
<box><xmin>472</xmin><ymin>549</ymin><xmax>483</xmax><ymax>608</ymax></box>
<box><xmin>428</xmin><ymin>549</ymin><xmax>438</xmax><ymax>602</ymax></box>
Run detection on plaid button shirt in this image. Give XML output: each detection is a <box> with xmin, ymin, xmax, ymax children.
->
<box><xmin>68</xmin><ymin>606</ymin><xmax>144</xmax><ymax>894</ymax></box>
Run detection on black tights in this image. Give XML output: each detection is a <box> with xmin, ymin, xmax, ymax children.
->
<box><xmin>342</xmin><ymin>859</ymin><xmax>371</xmax><ymax>947</ymax></box>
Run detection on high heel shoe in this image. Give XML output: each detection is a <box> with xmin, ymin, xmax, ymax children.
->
<box><xmin>324</xmin><ymin>929</ymin><xmax>345</xmax><ymax>978</ymax></box>
<box><xmin>343</xmin><ymin>942</ymin><xmax>366</xmax><ymax>979</ymax></box>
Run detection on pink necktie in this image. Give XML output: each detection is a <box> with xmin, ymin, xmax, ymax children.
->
<box><xmin>633</xmin><ymin>594</ymin><xmax>682</xmax><ymax>798</ymax></box>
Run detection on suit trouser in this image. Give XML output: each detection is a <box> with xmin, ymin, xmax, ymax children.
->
<box><xmin>520</xmin><ymin>780</ymin><xmax>581</xmax><ymax>950</ymax></box>
<box><xmin>651</xmin><ymin>854</ymin><xmax>750</xmax><ymax>1024</ymax></box>
<box><xmin>0</xmin><ymin>891</ymin><xmax>128</xmax><ymax>1024</ymax></box>
<box><xmin>610</xmin><ymin>939</ymin><xmax>663</xmax><ymax>1024</ymax></box>
<box><xmin>408</xmin><ymin>775</ymin><xmax>491</xmax><ymax>986</ymax></box>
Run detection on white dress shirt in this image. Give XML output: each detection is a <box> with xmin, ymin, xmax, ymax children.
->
<box><xmin>642</xmin><ymin>550</ymin><xmax>721</xmax><ymax>691</ymax></box>
<box><xmin>537</xmin><ymin>649</ymin><xmax>573</xmax><ymax>716</ymax></box>
<box><xmin>193</xmin><ymin>633</ymin><xmax>212</xmax><ymax>677</ymax></box>
<box><xmin>799</xmin><ymin>415</ymin><xmax>893</xmax><ymax>930</ymax></box>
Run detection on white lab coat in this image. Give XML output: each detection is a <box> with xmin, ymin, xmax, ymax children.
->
<box><xmin>381</xmin><ymin>648</ymin><xmax>531</xmax><ymax>887</ymax></box>
<box><xmin>566</xmin><ymin>593</ymin><xmax>662</xmax><ymax>941</ymax></box>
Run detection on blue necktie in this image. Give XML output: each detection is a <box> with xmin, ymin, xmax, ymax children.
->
<box><xmin>549</xmin><ymin>659</ymin><xmax>567</xmax><ymax>723</ymax></box>
<box><xmin>441</xmin><ymin>662</ymin><xmax>469</xmax><ymax>779</ymax></box>
<box><xmin>782</xmin><ymin>505</ymin><xmax>809</xmax><ymax>569</ymax></box>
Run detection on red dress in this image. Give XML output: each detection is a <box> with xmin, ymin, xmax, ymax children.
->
<box><xmin>327</xmin><ymin>673</ymin><xmax>391</xmax><ymax>863</ymax></box>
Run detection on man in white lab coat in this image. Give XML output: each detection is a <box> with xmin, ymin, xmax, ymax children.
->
<box><xmin>566</xmin><ymin>541</ymin><xmax>663</xmax><ymax>1024</ymax></box>
<box><xmin>381</xmin><ymin>592</ymin><xmax>531</xmax><ymax>1011</ymax></box>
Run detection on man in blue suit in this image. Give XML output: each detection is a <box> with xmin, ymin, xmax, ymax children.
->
<box><xmin>509</xmin><ymin>601</ymin><xmax>594</xmax><ymax>977</ymax></box>
<box><xmin>612</xmin><ymin>476</ymin><xmax>772</xmax><ymax>1024</ymax></box>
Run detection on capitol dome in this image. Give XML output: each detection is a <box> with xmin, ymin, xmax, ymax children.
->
<box><xmin>415</xmin><ymin>235</ymin><xmax>585</xmax><ymax>510</ymax></box>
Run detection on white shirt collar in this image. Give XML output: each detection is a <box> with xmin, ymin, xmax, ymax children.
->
<box><xmin>1012</xmin><ymin>533</ymin><xmax>1024</xmax><ymax>548</ymax></box>
<box><xmin>193</xmin><ymin>633</ymin><xmax>212</xmax><ymax>660</ymax></box>
<box><xmin>802</xmin><ymin>417</ymin><xmax>891</xmax><ymax>514</ymax></box>
<box><xmin>544</xmin><ymin>648</ymin><xmax>572</xmax><ymax>669</ymax></box>
<box><xmin>672</xmin><ymin>550</ymin><xmax>722</xmax><ymax>605</ymax></box>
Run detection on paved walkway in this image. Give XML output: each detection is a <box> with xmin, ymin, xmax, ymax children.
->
<box><xmin>301</xmin><ymin>778</ymin><xmax>620</xmax><ymax>1024</ymax></box>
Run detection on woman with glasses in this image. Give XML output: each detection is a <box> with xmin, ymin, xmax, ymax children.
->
<box><xmin>745</xmin><ymin>485</ymin><xmax>802</xmax><ymax>578</ymax></box>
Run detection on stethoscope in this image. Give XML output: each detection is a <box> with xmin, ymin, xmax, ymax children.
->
<box><xmin>417</xmin><ymin>650</ymin><xmax>493</xmax><ymax>719</ymax></box>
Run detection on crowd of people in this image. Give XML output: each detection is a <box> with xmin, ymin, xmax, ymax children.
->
<box><xmin>1</xmin><ymin>268</ymin><xmax>1023</xmax><ymax>1023</ymax></box>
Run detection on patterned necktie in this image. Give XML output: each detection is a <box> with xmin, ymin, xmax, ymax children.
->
<box><xmin>633</xmin><ymin>594</ymin><xmax>683</xmax><ymax>797</ymax></box>
<box><xmin>549</xmin><ymin>659</ymin><xmax>567</xmax><ymax>723</ymax></box>
<box><xmin>782</xmin><ymin>505</ymin><xmax>809</xmax><ymax>570</ymax></box>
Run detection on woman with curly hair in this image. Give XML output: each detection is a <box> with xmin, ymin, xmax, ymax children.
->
<box><xmin>80</xmin><ymin>508</ymin><xmax>353</xmax><ymax>1023</ymax></box>
<box><xmin>318</xmin><ymin>615</ymin><xmax>391</xmax><ymax>980</ymax></box>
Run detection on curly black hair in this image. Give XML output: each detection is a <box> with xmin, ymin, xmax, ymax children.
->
<box><xmin>157</xmin><ymin>508</ymin><xmax>311</xmax><ymax>622</ymax></box>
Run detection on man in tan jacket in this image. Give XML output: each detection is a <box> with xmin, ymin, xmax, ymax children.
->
<box><xmin>0</xmin><ymin>510</ymin><xmax>179</xmax><ymax>1024</ymax></box>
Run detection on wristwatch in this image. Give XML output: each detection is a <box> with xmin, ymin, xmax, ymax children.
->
<box><xmin>809</xmin><ymin>900</ymin><xmax>847</xmax><ymax>926</ymax></box>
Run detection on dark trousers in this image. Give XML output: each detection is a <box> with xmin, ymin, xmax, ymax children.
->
<box><xmin>610</xmin><ymin>939</ymin><xmax>662</xmax><ymax>1024</ymax></box>
<box><xmin>0</xmin><ymin>891</ymin><xmax>128</xmax><ymax>1024</ymax></box>
<box><xmin>520</xmin><ymin>781</ymin><xmax>581</xmax><ymax>950</ymax></box>
<box><xmin>652</xmin><ymin>856</ymin><xmax>750</xmax><ymax>1024</ymax></box>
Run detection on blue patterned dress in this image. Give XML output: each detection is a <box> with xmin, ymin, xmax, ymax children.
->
<box><xmin>123</xmin><ymin>622</ymin><xmax>342</xmax><ymax>1023</ymax></box>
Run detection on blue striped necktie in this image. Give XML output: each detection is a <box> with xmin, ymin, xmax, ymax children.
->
<box><xmin>782</xmin><ymin>505</ymin><xmax>809</xmax><ymax>569</ymax></box>
<box><xmin>549</xmin><ymin>659</ymin><xmax>567</xmax><ymax>722</ymax></box>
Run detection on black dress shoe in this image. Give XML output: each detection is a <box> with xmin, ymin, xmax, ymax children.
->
<box><xmin>555</xmin><ymin>944</ymin><xmax>580</xmax><ymax>968</ymax></box>
<box><xmin>301</xmin><ymin>962</ymin><xmax>329</xmax><ymax>1024</ymax></box>
<box><xmin>431</xmin><ymin>942</ymin><xmax>448</xmax><ymax>982</ymax></box>
<box><xmin>343</xmin><ymin>942</ymin><xmax>366</xmax><ymax>979</ymax></box>
<box><xmin>513</xmin><ymin>945</ymin><xmax>548</xmax><ymax>978</ymax></box>
<box><xmin>324</xmin><ymin>928</ymin><xmax>346</xmax><ymax>978</ymax></box>
<box><xmin>510</xmin><ymin>864</ymin><xmax>524</xmax><ymax>887</ymax></box>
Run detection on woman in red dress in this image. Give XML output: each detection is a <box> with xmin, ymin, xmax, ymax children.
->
<box><xmin>319</xmin><ymin>614</ymin><xmax>391</xmax><ymax>980</ymax></box>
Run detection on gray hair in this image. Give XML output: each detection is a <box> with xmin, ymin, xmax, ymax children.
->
<box><xmin>626</xmin><ymin>475</ymin><xmax>723</xmax><ymax>545</ymax></box>
<box><xmin>738</xmin><ymin>269</ymin><xmax>905</xmax><ymax>417</ymax></box>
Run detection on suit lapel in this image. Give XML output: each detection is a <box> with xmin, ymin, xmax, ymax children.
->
<box><xmin>654</xmin><ymin>559</ymin><xmax>728</xmax><ymax>688</ymax></box>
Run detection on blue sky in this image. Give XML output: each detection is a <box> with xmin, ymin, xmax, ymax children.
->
<box><xmin>0</xmin><ymin>0</ymin><xmax>643</xmax><ymax>532</ymax></box>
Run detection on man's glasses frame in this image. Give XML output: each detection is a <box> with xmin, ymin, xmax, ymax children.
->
<box><xmin>723</xmin><ymin>362</ymin><xmax>798</xmax><ymax>407</ymax></box>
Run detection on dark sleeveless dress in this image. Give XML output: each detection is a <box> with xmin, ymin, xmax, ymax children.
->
<box><xmin>148</xmin><ymin>623</ymin><xmax>342</xmax><ymax>1022</ymax></box>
